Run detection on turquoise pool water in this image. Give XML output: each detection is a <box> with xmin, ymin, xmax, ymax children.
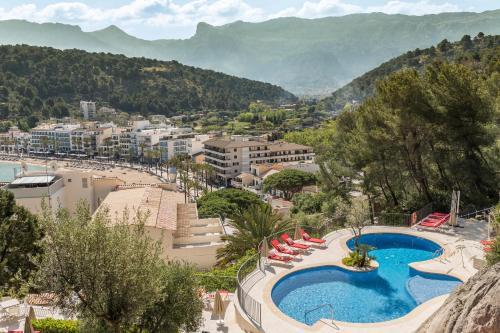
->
<box><xmin>0</xmin><ymin>162</ymin><xmax>46</xmax><ymax>182</ymax></box>
<box><xmin>271</xmin><ymin>233</ymin><xmax>462</xmax><ymax>325</ymax></box>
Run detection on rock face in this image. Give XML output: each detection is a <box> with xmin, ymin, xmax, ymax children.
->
<box><xmin>416</xmin><ymin>263</ymin><xmax>500</xmax><ymax>333</ymax></box>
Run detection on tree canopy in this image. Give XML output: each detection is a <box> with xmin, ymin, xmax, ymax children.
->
<box><xmin>0</xmin><ymin>44</ymin><xmax>295</xmax><ymax>129</ymax></box>
<box><xmin>197</xmin><ymin>188</ymin><xmax>262</xmax><ymax>219</ymax></box>
<box><xmin>0</xmin><ymin>190</ymin><xmax>43</xmax><ymax>294</ymax></box>
<box><xmin>263</xmin><ymin>169</ymin><xmax>317</xmax><ymax>200</ymax></box>
<box><xmin>307</xmin><ymin>61</ymin><xmax>499</xmax><ymax>213</ymax></box>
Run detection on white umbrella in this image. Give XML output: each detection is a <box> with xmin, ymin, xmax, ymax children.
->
<box><xmin>294</xmin><ymin>223</ymin><xmax>302</xmax><ymax>240</ymax></box>
<box><xmin>261</xmin><ymin>237</ymin><xmax>269</xmax><ymax>258</ymax></box>
<box><xmin>24</xmin><ymin>316</ymin><xmax>35</xmax><ymax>333</ymax></box>
<box><xmin>28</xmin><ymin>306</ymin><xmax>36</xmax><ymax>321</ymax></box>
<box><xmin>212</xmin><ymin>291</ymin><xmax>225</xmax><ymax>325</ymax></box>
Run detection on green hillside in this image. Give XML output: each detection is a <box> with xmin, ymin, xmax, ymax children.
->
<box><xmin>1</xmin><ymin>10</ymin><xmax>500</xmax><ymax>95</ymax></box>
<box><xmin>323</xmin><ymin>34</ymin><xmax>500</xmax><ymax>110</ymax></box>
<box><xmin>0</xmin><ymin>45</ymin><xmax>295</xmax><ymax>129</ymax></box>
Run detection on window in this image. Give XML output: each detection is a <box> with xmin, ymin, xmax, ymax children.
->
<box><xmin>234</xmin><ymin>155</ymin><xmax>237</xmax><ymax>159</ymax></box>
<box><xmin>82</xmin><ymin>178</ymin><xmax>88</xmax><ymax>188</ymax></box>
<box><xmin>234</xmin><ymin>148</ymin><xmax>237</xmax><ymax>152</ymax></box>
<box><xmin>67</xmin><ymin>179</ymin><xmax>72</xmax><ymax>183</ymax></box>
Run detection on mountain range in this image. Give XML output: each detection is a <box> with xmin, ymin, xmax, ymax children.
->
<box><xmin>323</xmin><ymin>33</ymin><xmax>500</xmax><ymax>110</ymax></box>
<box><xmin>1</xmin><ymin>10</ymin><xmax>500</xmax><ymax>95</ymax></box>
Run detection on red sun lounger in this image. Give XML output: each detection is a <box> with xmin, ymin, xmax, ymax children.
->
<box><xmin>280</xmin><ymin>233</ymin><xmax>310</xmax><ymax>250</ymax></box>
<box><xmin>483</xmin><ymin>246</ymin><xmax>493</xmax><ymax>253</ymax></box>
<box><xmin>421</xmin><ymin>214</ymin><xmax>450</xmax><ymax>223</ymax></box>
<box><xmin>270</xmin><ymin>239</ymin><xmax>300</xmax><ymax>256</ymax></box>
<box><xmin>418</xmin><ymin>214</ymin><xmax>450</xmax><ymax>228</ymax></box>
<box><xmin>300</xmin><ymin>229</ymin><xmax>326</xmax><ymax>244</ymax></box>
<box><xmin>268</xmin><ymin>253</ymin><xmax>293</xmax><ymax>263</ymax></box>
<box><xmin>480</xmin><ymin>239</ymin><xmax>496</xmax><ymax>246</ymax></box>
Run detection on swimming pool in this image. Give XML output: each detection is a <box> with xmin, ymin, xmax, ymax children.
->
<box><xmin>271</xmin><ymin>233</ymin><xmax>462</xmax><ymax>325</ymax></box>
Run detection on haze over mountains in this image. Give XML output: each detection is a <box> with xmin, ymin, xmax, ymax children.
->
<box><xmin>1</xmin><ymin>10</ymin><xmax>500</xmax><ymax>95</ymax></box>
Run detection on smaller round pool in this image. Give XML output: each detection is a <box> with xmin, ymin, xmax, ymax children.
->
<box><xmin>271</xmin><ymin>233</ymin><xmax>462</xmax><ymax>325</ymax></box>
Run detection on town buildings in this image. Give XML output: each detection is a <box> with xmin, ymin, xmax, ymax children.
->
<box><xmin>203</xmin><ymin>136</ymin><xmax>314</xmax><ymax>185</ymax></box>
<box><xmin>0</xmin><ymin>121</ymin><xmax>211</xmax><ymax>163</ymax></box>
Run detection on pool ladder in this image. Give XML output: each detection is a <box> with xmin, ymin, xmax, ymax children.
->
<box><xmin>304</xmin><ymin>303</ymin><xmax>335</xmax><ymax>324</ymax></box>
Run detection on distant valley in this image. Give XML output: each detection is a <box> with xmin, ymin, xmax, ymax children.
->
<box><xmin>2</xmin><ymin>10</ymin><xmax>500</xmax><ymax>95</ymax></box>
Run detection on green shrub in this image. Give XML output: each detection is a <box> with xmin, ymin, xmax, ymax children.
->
<box><xmin>342</xmin><ymin>244</ymin><xmax>375</xmax><ymax>268</ymax></box>
<box><xmin>32</xmin><ymin>318</ymin><xmax>79</xmax><ymax>333</ymax></box>
<box><xmin>197</xmin><ymin>249</ymin><xmax>257</xmax><ymax>292</ymax></box>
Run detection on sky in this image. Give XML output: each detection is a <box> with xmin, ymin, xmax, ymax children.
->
<box><xmin>0</xmin><ymin>0</ymin><xmax>499</xmax><ymax>39</ymax></box>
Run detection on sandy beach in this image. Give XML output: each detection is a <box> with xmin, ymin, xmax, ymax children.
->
<box><xmin>0</xmin><ymin>156</ymin><xmax>164</xmax><ymax>185</ymax></box>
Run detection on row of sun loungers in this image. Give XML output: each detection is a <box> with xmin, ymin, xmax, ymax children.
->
<box><xmin>266</xmin><ymin>230</ymin><xmax>326</xmax><ymax>265</ymax></box>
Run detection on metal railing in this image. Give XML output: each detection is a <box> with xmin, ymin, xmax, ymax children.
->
<box><xmin>235</xmin><ymin>220</ymin><xmax>342</xmax><ymax>328</ymax></box>
<box><xmin>459</xmin><ymin>206</ymin><xmax>494</xmax><ymax>219</ymax></box>
<box><xmin>376</xmin><ymin>212</ymin><xmax>412</xmax><ymax>227</ymax></box>
<box><xmin>304</xmin><ymin>303</ymin><xmax>334</xmax><ymax>325</ymax></box>
<box><xmin>415</xmin><ymin>202</ymin><xmax>434</xmax><ymax>222</ymax></box>
<box><xmin>236</xmin><ymin>253</ymin><xmax>264</xmax><ymax>326</ymax></box>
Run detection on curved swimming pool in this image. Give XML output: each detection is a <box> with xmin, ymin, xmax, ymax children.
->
<box><xmin>271</xmin><ymin>233</ymin><xmax>462</xmax><ymax>325</ymax></box>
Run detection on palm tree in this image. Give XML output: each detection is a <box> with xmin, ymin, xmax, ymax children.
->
<box><xmin>216</xmin><ymin>204</ymin><xmax>289</xmax><ymax>266</ymax></box>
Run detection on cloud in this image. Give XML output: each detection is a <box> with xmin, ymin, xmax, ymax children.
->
<box><xmin>0</xmin><ymin>0</ymin><xmax>465</xmax><ymax>38</ymax></box>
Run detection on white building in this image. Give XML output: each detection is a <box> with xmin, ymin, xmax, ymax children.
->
<box><xmin>80</xmin><ymin>101</ymin><xmax>96</xmax><ymax>120</ymax></box>
<box><xmin>204</xmin><ymin>136</ymin><xmax>314</xmax><ymax>185</ymax></box>
<box><xmin>29</xmin><ymin>124</ymin><xmax>80</xmax><ymax>154</ymax></box>
<box><xmin>158</xmin><ymin>133</ymin><xmax>210</xmax><ymax>161</ymax></box>
<box><xmin>5</xmin><ymin>168</ymin><xmax>124</xmax><ymax>214</ymax></box>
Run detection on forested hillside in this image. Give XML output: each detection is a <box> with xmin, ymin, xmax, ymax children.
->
<box><xmin>0</xmin><ymin>45</ymin><xmax>295</xmax><ymax>129</ymax></box>
<box><xmin>324</xmin><ymin>34</ymin><xmax>500</xmax><ymax>110</ymax></box>
<box><xmin>2</xmin><ymin>10</ymin><xmax>500</xmax><ymax>95</ymax></box>
<box><xmin>286</xmin><ymin>36</ymin><xmax>499</xmax><ymax>212</ymax></box>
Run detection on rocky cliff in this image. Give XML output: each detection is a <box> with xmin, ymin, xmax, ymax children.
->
<box><xmin>416</xmin><ymin>263</ymin><xmax>499</xmax><ymax>333</ymax></box>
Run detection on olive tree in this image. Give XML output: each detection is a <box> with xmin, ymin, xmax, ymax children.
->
<box><xmin>38</xmin><ymin>202</ymin><xmax>202</xmax><ymax>333</ymax></box>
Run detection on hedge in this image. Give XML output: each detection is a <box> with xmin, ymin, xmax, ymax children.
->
<box><xmin>32</xmin><ymin>318</ymin><xmax>79</xmax><ymax>333</ymax></box>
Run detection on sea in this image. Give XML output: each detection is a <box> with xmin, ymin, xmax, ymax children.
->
<box><xmin>0</xmin><ymin>162</ymin><xmax>47</xmax><ymax>182</ymax></box>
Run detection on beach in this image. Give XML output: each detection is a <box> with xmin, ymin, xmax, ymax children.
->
<box><xmin>0</xmin><ymin>155</ymin><xmax>164</xmax><ymax>185</ymax></box>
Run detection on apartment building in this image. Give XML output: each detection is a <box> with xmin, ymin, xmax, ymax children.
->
<box><xmin>0</xmin><ymin>120</ymin><xmax>206</xmax><ymax>162</ymax></box>
<box><xmin>80</xmin><ymin>101</ymin><xmax>96</xmax><ymax>120</ymax></box>
<box><xmin>158</xmin><ymin>133</ymin><xmax>210</xmax><ymax>161</ymax></box>
<box><xmin>0</xmin><ymin>127</ymin><xmax>30</xmax><ymax>154</ymax></box>
<box><xmin>203</xmin><ymin>136</ymin><xmax>314</xmax><ymax>185</ymax></box>
<box><xmin>29</xmin><ymin>124</ymin><xmax>80</xmax><ymax>154</ymax></box>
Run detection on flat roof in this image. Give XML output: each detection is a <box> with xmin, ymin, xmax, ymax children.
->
<box><xmin>11</xmin><ymin>175</ymin><xmax>56</xmax><ymax>185</ymax></box>
<box><xmin>204</xmin><ymin>138</ymin><xmax>267</xmax><ymax>149</ymax></box>
<box><xmin>98</xmin><ymin>187</ymin><xmax>185</xmax><ymax>230</ymax></box>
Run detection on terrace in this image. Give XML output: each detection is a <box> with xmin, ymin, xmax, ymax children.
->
<box><xmin>226</xmin><ymin>217</ymin><xmax>489</xmax><ymax>333</ymax></box>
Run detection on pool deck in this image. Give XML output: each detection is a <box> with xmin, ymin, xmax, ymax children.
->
<box><xmin>233</xmin><ymin>221</ymin><xmax>487</xmax><ymax>333</ymax></box>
